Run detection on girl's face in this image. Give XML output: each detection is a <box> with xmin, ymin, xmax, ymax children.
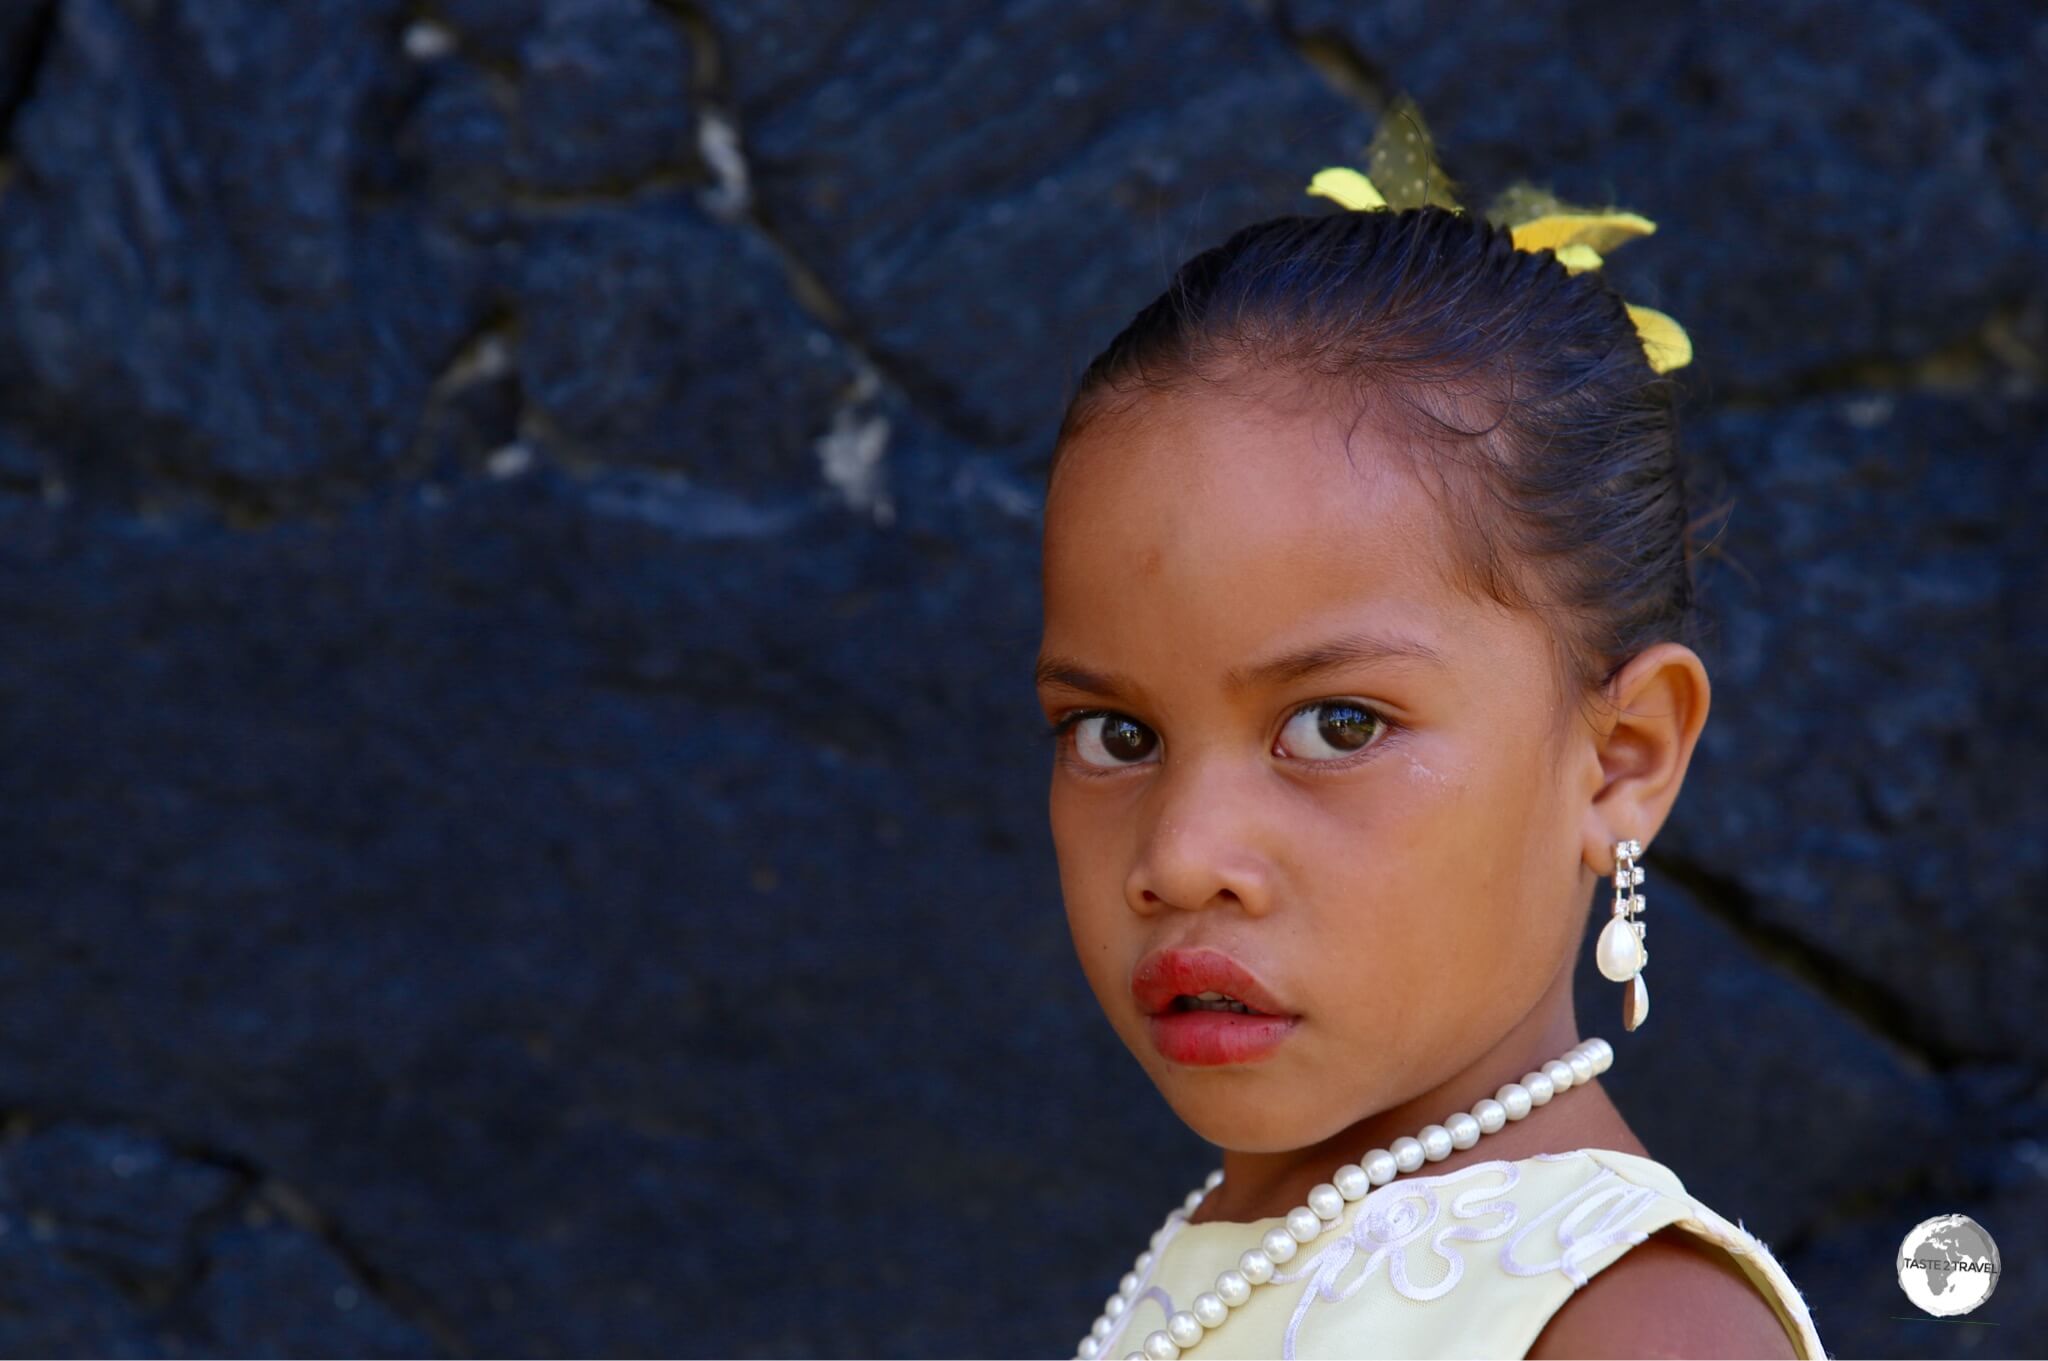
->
<box><xmin>1037</xmin><ymin>385</ymin><xmax>1603</xmax><ymax>1154</ymax></box>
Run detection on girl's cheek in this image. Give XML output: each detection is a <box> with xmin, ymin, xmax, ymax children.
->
<box><xmin>1400</xmin><ymin>749</ymin><xmax>1461</xmax><ymax>792</ymax></box>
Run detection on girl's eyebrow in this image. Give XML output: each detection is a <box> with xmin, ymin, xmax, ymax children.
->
<box><xmin>1034</xmin><ymin>630</ymin><xmax>1449</xmax><ymax>699</ymax></box>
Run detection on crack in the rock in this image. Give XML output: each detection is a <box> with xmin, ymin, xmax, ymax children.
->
<box><xmin>657</xmin><ymin>0</ymin><xmax>1032</xmax><ymax>455</ymax></box>
<box><xmin>506</xmin><ymin>167</ymin><xmax>704</xmax><ymax>211</ymax></box>
<box><xmin>244</xmin><ymin>1173</ymin><xmax>470</xmax><ymax>1359</ymax></box>
<box><xmin>0</xmin><ymin>1106</ymin><xmax>470</xmax><ymax>1356</ymax></box>
<box><xmin>116</xmin><ymin>459</ymin><xmax>292</xmax><ymax>531</ymax></box>
<box><xmin>1711</xmin><ymin>301</ymin><xmax>2045</xmax><ymax>408</ymax></box>
<box><xmin>1640</xmin><ymin>856</ymin><xmax>2048</xmax><ymax>1267</ymax></box>
<box><xmin>0</xmin><ymin>0</ymin><xmax>60</xmax><ymax>156</ymax></box>
<box><xmin>1653</xmin><ymin>852</ymin><xmax>1977</xmax><ymax>1072</ymax></box>
<box><xmin>431</xmin><ymin>306</ymin><xmax>518</xmax><ymax>394</ymax></box>
<box><xmin>0</xmin><ymin>1108</ymin><xmax>239</xmax><ymax>1316</ymax></box>
<box><xmin>401</xmin><ymin>300</ymin><xmax>526</xmax><ymax>484</ymax></box>
<box><xmin>396</xmin><ymin>2</ymin><xmax>518</xmax><ymax>85</ymax></box>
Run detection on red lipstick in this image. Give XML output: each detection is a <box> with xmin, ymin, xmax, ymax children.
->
<box><xmin>1131</xmin><ymin>946</ymin><xmax>1301</xmax><ymax>1066</ymax></box>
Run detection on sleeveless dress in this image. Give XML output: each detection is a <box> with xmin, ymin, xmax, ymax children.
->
<box><xmin>1091</xmin><ymin>1146</ymin><xmax>1827</xmax><ymax>1359</ymax></box>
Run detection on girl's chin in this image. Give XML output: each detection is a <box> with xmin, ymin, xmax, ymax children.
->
<box><xmin>1169</xmin><ymin>1108</ymin><xmax>1323</xmax><ymax>1156</ymax></box>
<box><xmin>1141</xmin><ymin>1072</ymin><xmax>1333</xmax><ymax>1154</ymax></box>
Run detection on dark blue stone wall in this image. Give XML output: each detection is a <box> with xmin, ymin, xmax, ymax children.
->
<box><xmin>0</xmin><ymin>1</ymin><xmax>2040</xmax><ymax>1355</ymax></box>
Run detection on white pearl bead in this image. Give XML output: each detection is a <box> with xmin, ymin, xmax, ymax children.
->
<box><xmin>1192</xmin><ymin>1292</ymin><xmax>1229</xmax><ymax>1327</ymax></box>
<box><xmin>1143</xmin><ymin>1329</ymin><xmax>1180</xmax><ymax>1360</ymax></box>
<box><xmin>1166</xmin><ymin>1311</ymin><xmax>1203</xmax><ymax>1348</ymax></box>
<box><xmin>1286</xmin><ymin>1206</ymin><xmax>1322</xmax><ymax>1242</ymax></box>
<box><xmin>1238</xmin><ymin>1248</ymin><xmax>1274</xmax><ymax>1284</ymax></box>
<box><xmin>1544</xmin><ymin>1059</ymin><xmax>1575</xmax><ymax>1091</ymax></box>
<box><xmin>1566</xmin><ymin>1050</ymin><xmax>1595</xmax><ymax>1084</ymax></box>
<box><xmin>1204</xmin><ymin>1168</ymin><xmax>1225</xmax><ymax>1191</ymax></box>
<box><xmin>1472</xmin><ymin>1097</ymin><xmax>1507</xmax><ymax>1133</ymax></box>
<box><xmin>1445</xmin><ymin>1111</ymin><xmax>1481</xmax><ymax>1149</ymax></box>
<box><xmin>1093</xmin><ymin>1316</ymin><xmax>1114</xmax><ymax>1340</ymax></box>
<box><xmin>1216</xmin><ymin>1270</ymin><xmax>1251</xmax><ymax>1306</ymax></box>
<box><xmin>1105</xmin><ymin>1294</ymin><xmax>1126</xmax><ymax>1319</ymax></box>
<box><xmin>1150</xmin><ymin>1225</ymin><xmax>1171</xmax><ymax>1249</ymax></box>
<box><xmin>1135</xmin><ymin>1251</ymin><xmax>1154</xmax><ymax>1273</ymax></box>
<box><xmin>1391</xmin><ymin>1136</ymin><xmax>1426</xmax><ymax>1172</ymax></box>
<box><xmin>1419</xmin><ymin>1124</ymin><xmax>1453</xmax><ymax>1160</ymax></box>
<box><xmin>1261</xmin><ymin>1227</ymin><xmax>1299</xmax><ymax>1263</ymax></box>
<box><xmin>1363</xmin><ymin>1148</ymin><xmax>1399</xmax><ymax>1183</ymax></box>
<box><xmin>1333</xmin><ymin>1163</ymin><xmax>1370</xmax><ymax>1200</ymax></box>
<box><xmin>1522</xmin><ymin>1071</ymin><xmax>1555</xmax><ymax>1104</ymax></box>
<box><xmin>1497</xmin><ymin>1083</ymin><xmax>1532</xmax><ymax>1119</ymax></box>
<box><xmin>1078</xmin><ymin>1337</ymin><xmax>1100</xmax><ymax>1359</ymax></box>
<box><xmin>1125</xmin><ymin>1353</ymin><xmax>1145</xmax><ymax>1361</ymax></box>
<box><xmin>1184</xmin><ymin>1189</ymin><xmax>1205</xmax><ymax>1214</ymax></box>
<box><xmin>1308</xmin><ymin>1182</ymin><xmax>1345</xmax><ymax>1220</ymax></box>
<box><xmin>1586</xmin><ymin>1038</ymin><xmax>1614</xmax><ymax>1072</ymax></box>
<box><xmin>1119</xmin><ymin>1271</ymin><xmax>1139</xmax><ymax>1296</ymax></box>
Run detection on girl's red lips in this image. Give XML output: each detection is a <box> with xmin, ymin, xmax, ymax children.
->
<box><xmin>1130</xmin><ymin>946</ymin><xmax>1297</xmax><ymax>1018</ymax></box>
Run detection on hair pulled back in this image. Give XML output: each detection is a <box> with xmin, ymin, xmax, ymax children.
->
<box><xmin>1050</xmin><ymin>204</ymin><xmax>1713</xmax><ymax>726</ymax></box>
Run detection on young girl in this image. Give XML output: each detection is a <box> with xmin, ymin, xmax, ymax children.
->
<box><xmin>1035</xmin><ymin>112</ymin><xmax>1829</xmax><ymax>1361</ymax></box>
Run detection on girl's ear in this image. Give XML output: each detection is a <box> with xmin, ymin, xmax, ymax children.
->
<box><xmin>1580</xmin><ymin>642</ymin><xmax>1712</xmax><ymax>871</ymax></box>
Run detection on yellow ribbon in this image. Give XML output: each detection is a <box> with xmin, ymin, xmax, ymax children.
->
<box><xmin>1304</xmin><ymin>99</ymin><xmax>1692</xmax><ymax>375</ymax></box>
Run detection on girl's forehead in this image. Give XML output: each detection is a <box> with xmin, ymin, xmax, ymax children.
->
<box><xmin>1043</xmin><ymin>388</ymin><xmax>1468</xmax><ymax>631</ymax></box>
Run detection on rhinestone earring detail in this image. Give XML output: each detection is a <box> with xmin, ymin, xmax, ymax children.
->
<box><xmin>1595</xmin><ymin>838</ymin><xmax>1650</xmax><ymax>1030</ymax></box>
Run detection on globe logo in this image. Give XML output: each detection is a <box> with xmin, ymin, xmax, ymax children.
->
<box><xmin>1896</xmin><ymin>1214</ymin><xmax>2000</xmax><ymax>1316</ymax></box>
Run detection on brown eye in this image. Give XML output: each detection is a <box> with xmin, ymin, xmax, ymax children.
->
<box><xmin>1279</xmin><ymin>701</ymin><xmax>1386</xmax><ymax>761</ymax></box>
<box><xmin>1073</xmin><ymin>713</ymin><xmax>1159</xmax><ymax>768</ymax></box>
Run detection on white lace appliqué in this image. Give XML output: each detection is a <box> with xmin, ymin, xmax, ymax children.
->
<box><xmin>1497</xmin><ymin>1162</ymin><xmax>1663</xmax><ymax>1287</ymax></box>
<box><xmin>1269</xmin><ymin>1159</ymin><xmax>1522</xmax><ymax>1359</ymax></box>
<box><xmin>1263</xmin><ymin>1153</ymin><xmax>1678</xmax><ymax>1359</ymax></box>
<box><xmin>1098</xmin><ymin>1153</ymin><xmax>1692</xmax><ymax>1361</ymax></box>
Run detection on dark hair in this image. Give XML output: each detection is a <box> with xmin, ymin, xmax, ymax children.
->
<box><xmin>1049</xmin><ymin>205</ymin><xmax>1714</xmax><ymax>734</ymax></box>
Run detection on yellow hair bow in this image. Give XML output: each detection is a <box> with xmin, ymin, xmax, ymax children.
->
<box><xmin>1305</xmin><ymin>97</ymin><xmax>1692</xmax><ymax>375</ymax></box>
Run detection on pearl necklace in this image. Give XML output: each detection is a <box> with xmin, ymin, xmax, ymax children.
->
<box><xmin>1074</xmin><ymin>1037</ymin><xmax>1615</xmax><ymax>1361</ymax></box>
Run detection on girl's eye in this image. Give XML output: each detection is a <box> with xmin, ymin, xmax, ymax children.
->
<box><xmin>1049</xmin><ymin>711</ymin><xmax>1160</xmax><ymax>770</ymax></box>
<box><xmin>1278</xmin><ymin>700</ymin><xmax>1388</xmax><ymax>762</ymax></box>
<box><xmin>1047</xmin><ymin>702</ymin><xmax>1390</xmax><ymax>773</ymax></box>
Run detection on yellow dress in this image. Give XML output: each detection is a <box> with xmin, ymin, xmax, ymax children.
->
<box><xmin>1092</xmin><ymin>1146</ymin><xmax>1827</xmax><ymax>1359</ymax></box>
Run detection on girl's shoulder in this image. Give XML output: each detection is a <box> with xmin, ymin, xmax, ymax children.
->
<box><xmin>1524</xmin><ymin>1215</ymin><xmax>1804</xmax><ymax>1358</ymax></box>
<box><xmin>1102</xmin><ymin>1146</ymin><xmax>1827</xmax><ymax>1361</ymax></box>
<box><xmin>1523</xmin><ymin>1148</ymin><xmax>1825</xmax><ymax>1360</ymax></box>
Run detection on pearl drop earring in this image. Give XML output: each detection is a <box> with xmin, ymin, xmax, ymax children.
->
<box><xmin>1595</xmin><ymin>838</ymin><xmax>1650</xmax><ymax>1030</ymax></box>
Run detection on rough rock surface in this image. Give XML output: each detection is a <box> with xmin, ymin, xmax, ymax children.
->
<box><xmin>0</xmin><ymin>0</ymin><xmax>2039</xmax><ymax>1354</ymax></box>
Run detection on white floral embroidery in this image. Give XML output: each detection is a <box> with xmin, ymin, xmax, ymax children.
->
<box><xmin>1498</xmin><ymin>1164</ymin><xmax>1665</xmax><ymax>1287</ymax></box>
<box><xmin>1269</xmin><ymin>1159</ymin><xmax>1523</xmax><ymax>1359</ymax></box>
<box><xmin>1085</xmin><ymin>1151</ymin><xmax>1823</xmax><ymax>1361</ymax></box>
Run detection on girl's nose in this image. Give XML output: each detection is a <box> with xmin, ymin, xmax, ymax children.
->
<box><xmin>1122</xmin><ymin>761</ymin><xmax>1280</xmax><ymax>919</ymax></box>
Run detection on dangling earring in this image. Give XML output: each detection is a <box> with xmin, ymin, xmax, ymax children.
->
<box><xmin>1595</xmin><ymin>838</ymin><xmax>1650</xmax><ymax>1030</ymax></box>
